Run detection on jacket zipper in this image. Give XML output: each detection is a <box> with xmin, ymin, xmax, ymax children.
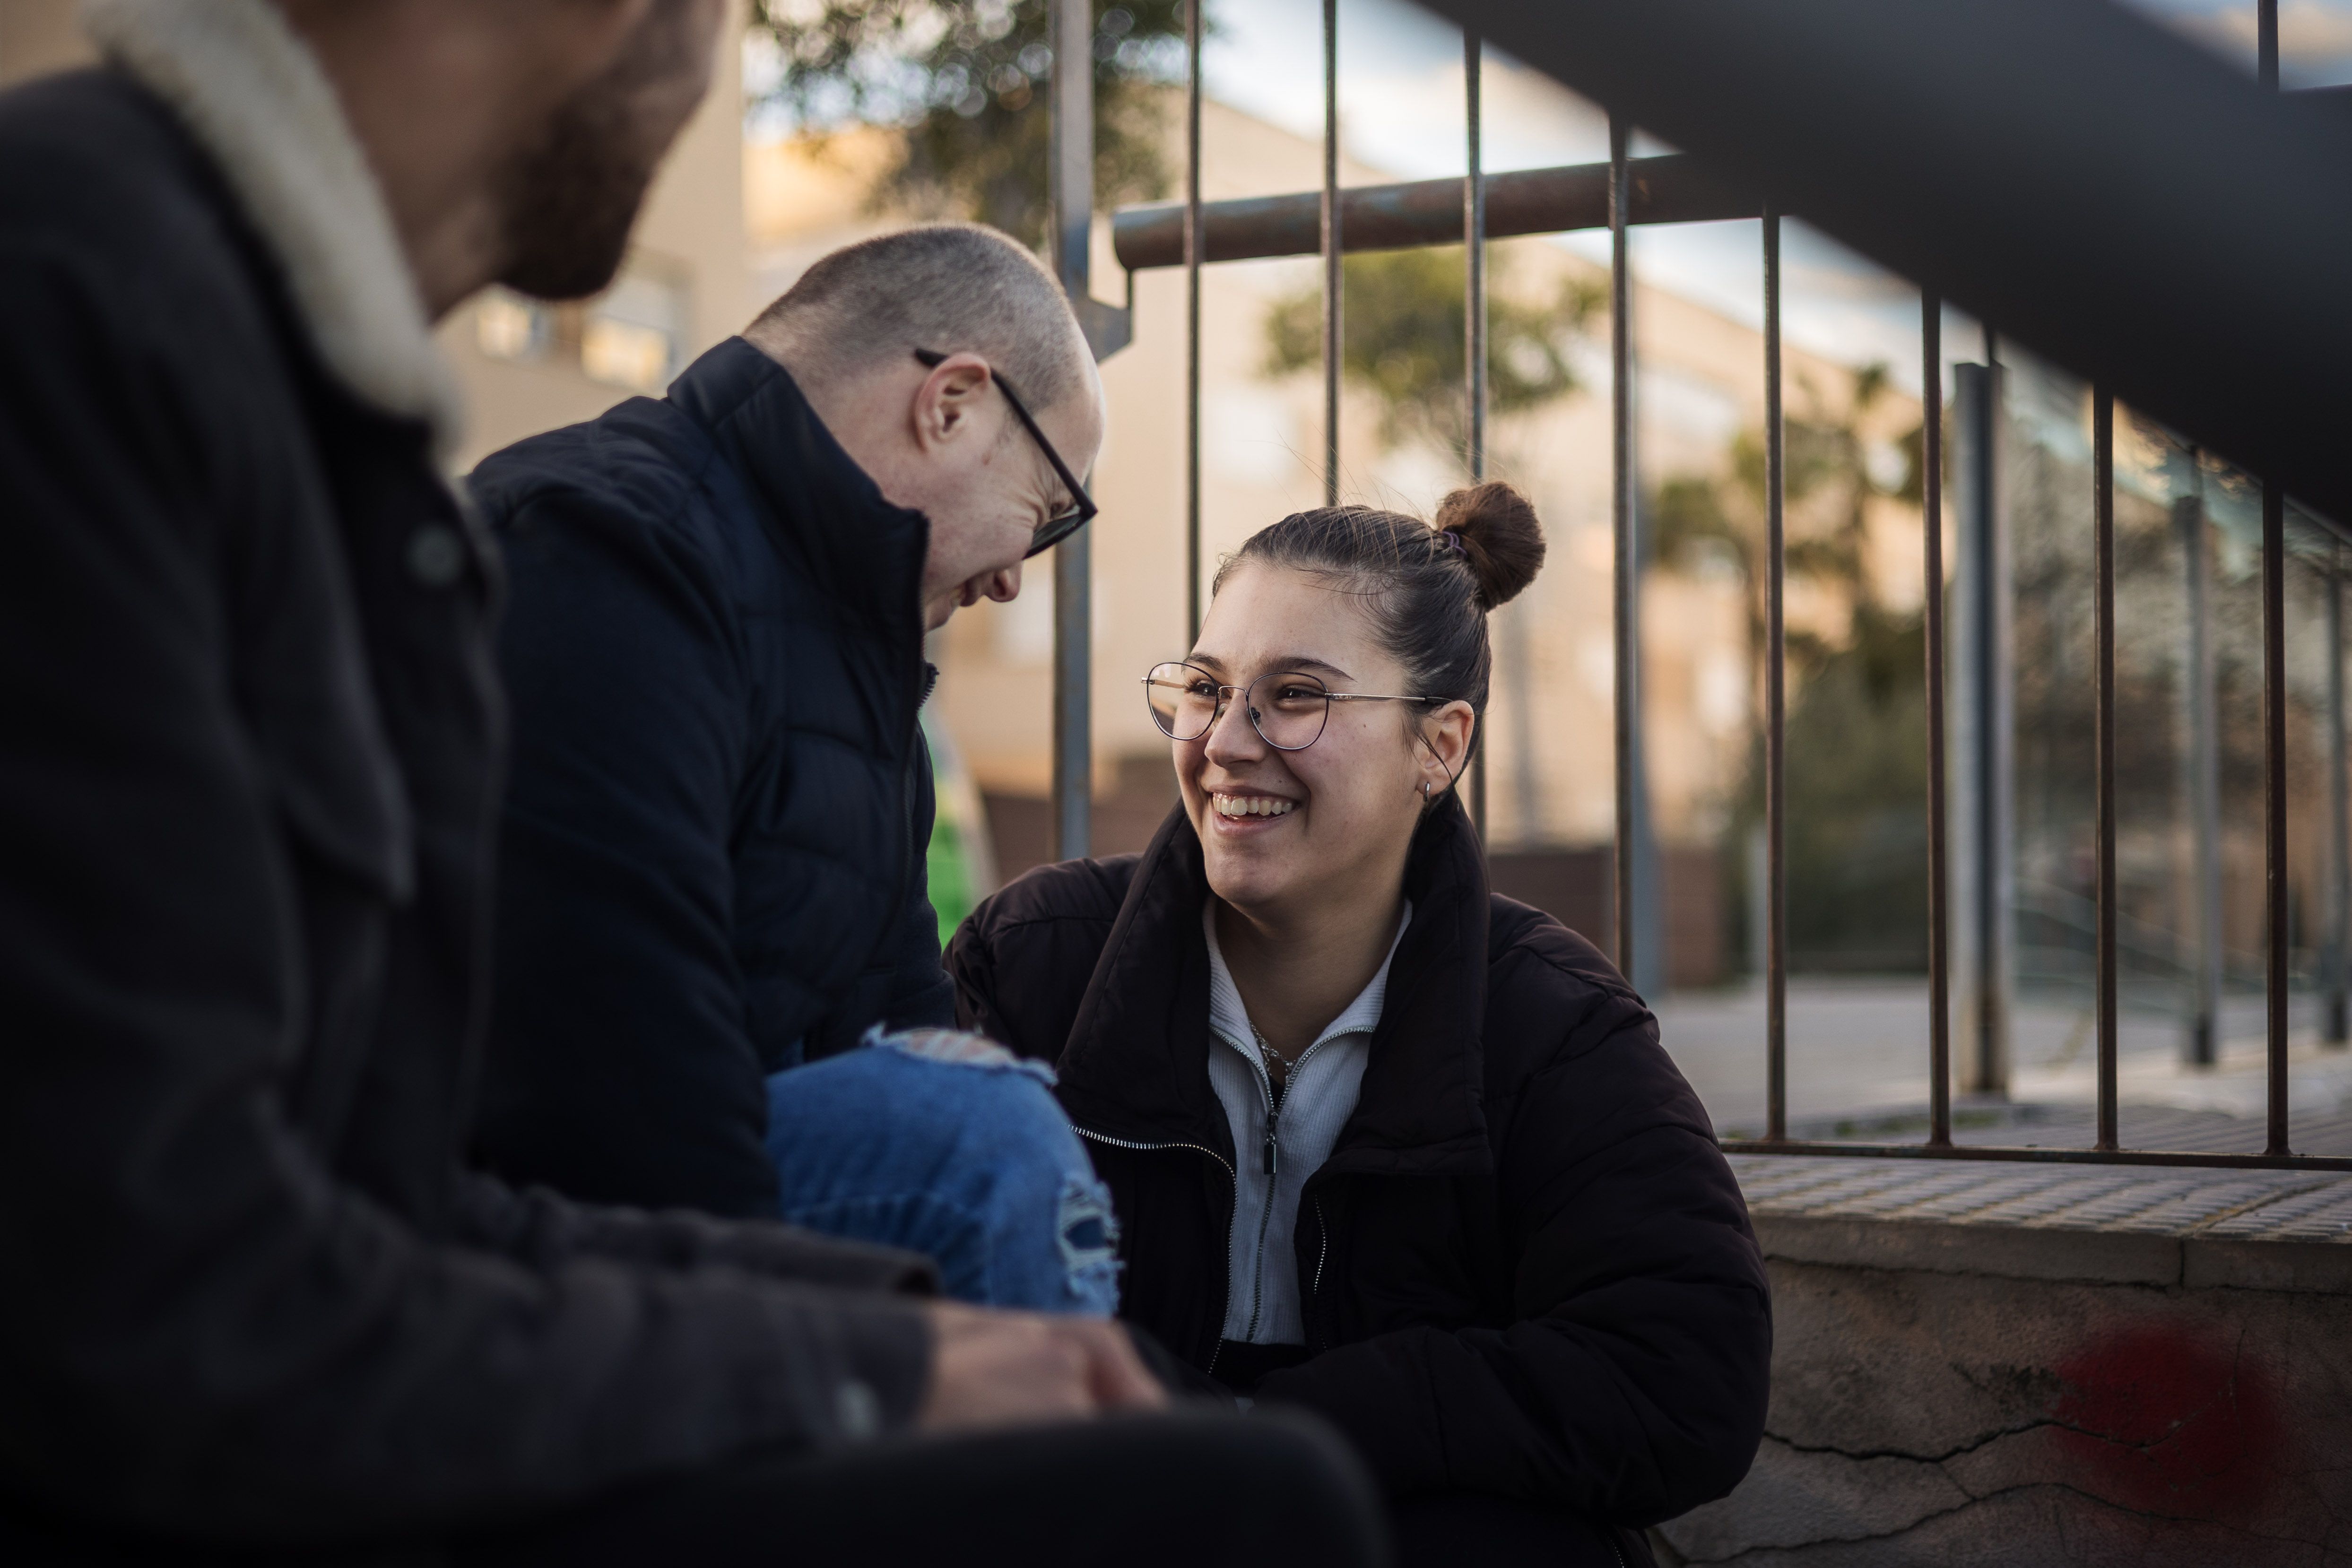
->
<box><xmin>1072</xmin><ymin>1126</ymin><xmax>1238</xmax><ymax>1377</ymax></box>
<box><xmin>1229</xmin><ymin>1028</ymin><xmax>1341</xmax><ymax>1343</ymax></box>
<box><xmin>1292</xmin><ymin>1187</ymin><xmax>1338</xmax><ymax>1351</ymax></box>
<box><xmin>1239</xmin><ymin>1048</ymin><xmax>1283</xmax><ymax>1340</ymax></box>
<box><xmin>1232</xmin><ymin>1026</ymin><xmax>1347</xmax><ymax>1177</ymax></box>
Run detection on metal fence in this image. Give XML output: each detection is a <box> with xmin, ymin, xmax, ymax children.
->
<box><xmin>1044</xmin><ymin>0</ymin><xmax>2352</xmax><ymax>1174</ymax></box>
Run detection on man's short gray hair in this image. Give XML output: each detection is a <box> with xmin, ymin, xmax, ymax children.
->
<box><xmin>747</xmin><ymin>223</ymin><xmax>1092</xmax><ymax>414</ymax></box>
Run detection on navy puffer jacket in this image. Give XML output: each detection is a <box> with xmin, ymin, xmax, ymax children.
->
<box><xmin>469</xmin><ymin>340</ymin><xmax>955</xmax><ymax>1219</ymax></box>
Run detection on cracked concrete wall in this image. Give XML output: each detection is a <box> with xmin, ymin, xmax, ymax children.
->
<box><xmin>1656</xmin><ymin>1257</ymin><xmax>2352</xmax><ymax>1566</ymax></box>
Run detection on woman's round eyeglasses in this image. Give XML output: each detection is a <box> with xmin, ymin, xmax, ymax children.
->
<box><xmin>1143</xmin><ymin>662</ymin><xmax>1435</xmax><ymax>752</ymax></box>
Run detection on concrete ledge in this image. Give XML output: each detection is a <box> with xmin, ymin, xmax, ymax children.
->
<box><xmin>1754</xmin><ymin>1213</ymin><xmax>2185</xmax><ymax>1285</ymax></box>
<box><xmin>2182</xmin><ymin>1235</ymin><xmax>2352</xmax><ymax>1293</ymax></box>
<box><xmin>1659</xmin><ymin>1157</ymin><xmax>2352</xmax><ymax>1564</ymax></box>
<box><xmin>1731</xmin><ymin>1153</ymin><xmax>2352</xmax><ymax>1295</ymax></box>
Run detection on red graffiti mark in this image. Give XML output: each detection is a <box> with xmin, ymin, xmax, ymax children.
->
<box><xmin>2051</xmin><ymin>1325</ymin><xmax>2284</xmax><ymax>1521</ymax></box>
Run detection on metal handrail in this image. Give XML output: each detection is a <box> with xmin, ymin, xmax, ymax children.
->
<box><xmin>1111</xmin><ymin>153</ymin><xmax>1750</xmax><ymax>271</ymax></box>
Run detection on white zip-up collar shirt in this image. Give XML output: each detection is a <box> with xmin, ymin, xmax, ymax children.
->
<box><xmin>1203</xmin><ymin>899</ymin><xmax>1411</xmax><ymax>1345</ymax></box>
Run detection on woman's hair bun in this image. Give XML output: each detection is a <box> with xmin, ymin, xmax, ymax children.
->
<box><xmin>1434</xmin><ymin>481</ymin><xmax>1545</xmax><ymax>609</ymax></box>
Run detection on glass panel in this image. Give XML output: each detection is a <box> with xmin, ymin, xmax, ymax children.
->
<box><xmin>2282</xmin><ymin>508</ymin><xmax>2352</xmax><ymax>1147</ymax></box>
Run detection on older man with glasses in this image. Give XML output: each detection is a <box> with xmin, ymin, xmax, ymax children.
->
<box><xmin>468</xmin><ymin>224</ymin><xmax>1124</xmax><ymax>1317</ymax></box>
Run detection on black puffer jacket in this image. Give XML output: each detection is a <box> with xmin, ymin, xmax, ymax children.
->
<box><xmin>467</xmin><ymin>341</ymin><xmax>955</xmax><ymax>1218</ymax></box>
<box><xmin>950</xmin><ymin>797</ymin><xmax>1771</xmax><ymax>1526</ymax></box>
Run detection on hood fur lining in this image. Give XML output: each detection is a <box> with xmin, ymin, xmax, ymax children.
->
<box><xmin>81</xmin><ymin>0</ymin><xmax>464</xmax><ymax>454</ymax></box>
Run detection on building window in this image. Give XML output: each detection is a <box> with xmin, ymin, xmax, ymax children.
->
<box><xmin>583</xmin><ymin>270</ymin><xmax>689</xmax><ymax>393</ymax></box>
<box><xmin>474</xmin><ymin>287</ymin><xmax>551</xmax><ymax>363</ymax></box>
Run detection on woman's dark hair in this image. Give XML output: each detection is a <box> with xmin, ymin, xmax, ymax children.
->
<box><xmin>1212</xmin><ymin>481</ymin><xmax>1546</xmax><ymax>749</ymax></box>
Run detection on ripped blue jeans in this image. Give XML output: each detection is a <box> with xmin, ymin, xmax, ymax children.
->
<box><xmin>764</xmin><ymin>1028</ymin><xmax>1120</xmax><ymax>1316</ymax></box>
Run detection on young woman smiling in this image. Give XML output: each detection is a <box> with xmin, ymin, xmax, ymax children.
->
<box><xmin>948</xmin><ymin>485</ymin><xmax>1771</xmax><ymax>1566</ymax></box>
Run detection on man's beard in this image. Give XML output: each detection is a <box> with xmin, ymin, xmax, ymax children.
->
<box><xmin>494</xmin><ymin>5</ymin><xmax>704</xmax><ymax>301</ymax></box>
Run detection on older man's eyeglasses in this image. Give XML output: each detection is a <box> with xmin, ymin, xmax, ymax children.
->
<box><xmin>1143</xmin><ymin>663</ymin><xmax>1437</xmax><ymax>752</ymax></box>
<box><xmin>913</xmin><ymin>348</ymin><xmax>1097</xmax><ymax>558</ymax></box>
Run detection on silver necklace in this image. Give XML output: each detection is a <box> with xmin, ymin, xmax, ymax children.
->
<box><xmin>1252</xmin><ymin>1027</ymin><xmax>1290</xmax><ymax>1088</ymax></box>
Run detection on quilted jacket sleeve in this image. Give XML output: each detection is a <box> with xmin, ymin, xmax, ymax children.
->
<box><xmin>448</xmin><ymin>1170</ymin><xmax>938</xmax><ymax>1291</ymax></box>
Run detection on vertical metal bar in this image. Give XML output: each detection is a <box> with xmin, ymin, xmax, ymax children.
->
<box><xmin>1764</xmin><ymin>206</ymin><xmax>1787</xmax><ymax>1142</ymax></box>
<box><xmin>1049</xmin><ymin>0</ymin><xmax>1093</xmax><ymax>321</ymax></box>
<box><xmin>1953</xmin><ymin>358</ymin><xmax>2012</xmax><ymax>1095</ymax></box>
<box><xmin>1465</xmin><ymin>29</ymin><xmax>1487</xmax><ymax>840</ymax></box>
<box><xmin>1321</xmin><ymin>0</ymin><xmax>1340</xmax><ymax>507</ymax></box>
<box><xmin>2265</xmin><ymin>478</ymin><xmax>2290</xmax><ymax>1154</ymax></box>
<box><xmin>1184</xmin><ymin>0</ymin><xmax>1203</xmax><ymax>643</ymax></box>
<box><xmin>2329</xmin><ymin>553</ymin><xmax>2349</xmax><ymax>1045</ymax></box>
<box><xmin>2094</xmin><ymin>388</ymin><xmax>2119</xmax><ymax>1150</ymax></box>
<box><xmin>1465</xmin><ymin>34</ymin><xmax>1486</xmax><ymax>484</ymax></box>
<box><xmin>1610</xmin><ymin>114</ymin><xmax>1637</xmax><ymax>981</ymax></box>
<box><xmin>1975</xmin><ymin>321</ymin><xmax>2008</xmax><ymax>1101</ymax></box>
<box><xmin>1048</xmin><ymin>0</ymin><xmax>1092</xmax><ymax>861</ymax></box>
<box><xmin>1923</xmin><ymin>295</ymin><xmax>1951</xmax><ymax>1146</ymax></box>
<box><xmin>2182</xmin><ymin>461</ymin><xmax>2220</xmax><ymax>1066</ymax></box>
<box><xmin>2261</xmin><ymin>0</ymin><xmax>2291</xmax><ymax>1151</ymax></box>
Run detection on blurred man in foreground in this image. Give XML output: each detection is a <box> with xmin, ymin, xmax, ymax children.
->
<box><xmin>0</xmin><ymin>1</ymin><xmax>1383</xmax><ymax>1562</ymax></box>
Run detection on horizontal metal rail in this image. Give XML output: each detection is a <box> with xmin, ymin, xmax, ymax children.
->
<box><xmin>1720</xmin><ymin>1138</ymin><xmax>2352</xmax><ymax>1173</ymax></box>
<box><xmin>1112</xmin><ymin>152</ymin><xmax>1751</xmax><ymax>271</ymax></box>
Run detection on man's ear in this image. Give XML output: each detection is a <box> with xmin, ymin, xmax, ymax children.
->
<box><xmin>911</xmin><ymin>353</ymin><xmax>995</xmax><ymax>453</ymax></box>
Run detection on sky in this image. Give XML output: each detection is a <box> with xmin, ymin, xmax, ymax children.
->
<box><xmin>1196</xmin><ymin>0</ymin><xmax>2352</xmax><ymax>394</ymax></box>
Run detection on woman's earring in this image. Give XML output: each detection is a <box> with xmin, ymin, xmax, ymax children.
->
<box><xmin>1420</xmin><ymin>780</ymin><xmax>1431</xmax><ymax>801</ymax></box>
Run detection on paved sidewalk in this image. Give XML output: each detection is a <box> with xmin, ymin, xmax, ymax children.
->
<box><xmin>1656</xmin><ymin>977</ymin><xmax>2352</xmax><ymax>1154</ymax></box>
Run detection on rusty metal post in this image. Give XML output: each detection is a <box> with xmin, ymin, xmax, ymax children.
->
<box><xmin>1048</xmin><ymin>0</ymin><xmax>1093</xmax><ymax>860</ymax></box>
<box><xmin>1321</xmin><ymin>0</ymin><xmax>1341</xmax><ymax>506</ymax></box>
<box><xmin>1951</xmin><ymin>357</ymin><xmax>2012</xmax><ymax>1096</ymax></box>
<box><xmin>1465</xmin><ymin>28</ymin><xmax>1488</xmax><ymax>840</ymax></box>
<box><xmin>2094</xmin><ymin>387</ymin><xmax>2118</xmax><ymax>1149</ymax></box>
<box><xmin>2265</xmin><ymin>479</ymin><xmax>2290</xmax><ymax>1153</ymax></box>
<box><xmin>1764</xmin><ymin>206</ymin><xmax>1786</xmax><ymax>1141</ymax></box>
<box><xmin>1184</xmin><ymin>0</ymin><xmax>1203</xmax><ymax>642</ymax></box>
<box><xmin>2329</xmin><ymin>553</ymin><xmax>2350</xmax><ymax>1046</ymax></box>
<box><xmin>1111</xmin><ymin>153</ymin><xmax>1752</xmax><ymax>270</ymax></box>
<box><xmin>2181</xmin><ymin>460</ymin><xmax>2221</xmax><ymax>1067</ymax></box>
<box><xmin>1610</xmin><ymin>114</ymin><xmax>1638</xmax><ymax>983</ymax></box>
<box><xmin>2258</xmin><ymin>0</ymin><xmax>2291</xmax><ymax>1154</ymax></box>
<box><xmin>1924</xmin><ymin>296</ymin><xmax>1951</xmax><ymax>1145</ymax></box>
